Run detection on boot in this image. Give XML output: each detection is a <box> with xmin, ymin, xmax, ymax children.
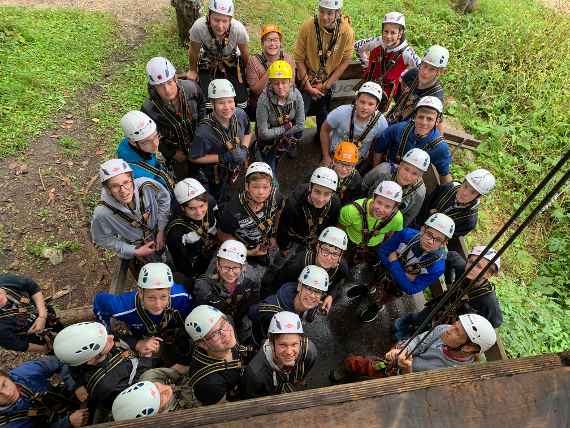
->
<box><xmin>357</xmin><ymin>300</ymin><xmax>381</xmax><ymax>323</ymax></box>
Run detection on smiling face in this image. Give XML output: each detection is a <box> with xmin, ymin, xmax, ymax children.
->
<box><xmin>456</xmin><ymin>181</ymin><xmax>480</xmax><ymax>205</ymax></box>
<box><xmin>355</xmin><ymin>93</ymin><xmax>378</xmax><ymax>120</ymax></box>
<box><xmin>414</xmin><ymin>107</ymin><xmax>439</xmax><ymax>137</ymax></box>
<box><xmin>319</xmin><ymin>7</ymin><xmax>338</xmax><ymax>29</ymax></box>
<box><xmin>382</xmin><ymin>23</ymin><xmax>403</xmax><ymax>48</ymax></box>
<box><xmin>201</xmin><ymin>317</ymin><xmax>237</xmax><ymax>352</ymax></box>
<box><xmin>106</xmin><ymin>173</ymin><xmax>134</xmax><ymax>205</ymax></box>
<box><xmin>142</xmin><ymin>288</ymin><xmax>170</xmax><ymax>315</ymax></box>
<box><xmin>183</xmin><ymin>197</ymin><xmax>208</xmax><ymax>221</ymax></box>
<box><xmin>262</xmin><ymin>32</ymin><xmax>281</xmax><ymax>57</ymax></box>
<box><xmin>135</xmin><ymin>132</ymin><xmax>160</xmax><ymax>154</ymax></box>
<box><xmin>294</xmin><ymin>284</ymin><xmax>323</xmax><ymax>312</ymax></box>
<box><xmin>155</xmin><ymin>78</ymin><xmax>178</xmax><ymax>102</ymax></box>
<box><xmin>245</xmin><ymin>176</ymin><xmax>272</xmax><ymax>204</ymax></box>
<box><xmin>397</xmin><ymin>162</ymin><xmax>423</xmax><ymax>187</ymax></box>
<box><xmin>309</xmin><ymin>184</ymin><xmax>334</xmax><ymax>209</ymax></box>
<box><xmin>272</xmin><ymin>333</ymin><xmax>301</xmax><ymax>368</ymax></box>
<box><xmin>209</xmin><ymin>12</ymin><xmax>231</xmax><ymax>36</ymax></box>
<box><xmin>420</xmin><ymin>226</ymin><xmax>448</xmax><ymax>252</ymax></box>
<box><xmin>0</xmin><ymin>375</ymin><xmax>20</xmax><ymax>406</ymax></box>
<box><xmin>370</xmin><ymin>195</ymin><xmax>398</xmax><ymax>220</ymax></box>
<box><xmin>315</xmin><ymin>243</ymin><xmax>342</xmax><ymax>270</ymax></box>
<box><xmin>213</xmin><ymin>97</ymin><xmax>236</xmax><ymax>122</ymax></box>
<box><xmin>217</xmin><ymin>258</ymin><xmax>243</xmax><ymax>284</ymax></box>
<box><xmin>418</xmin><ymin>62</ymin><xmax>442</xmax><ymax>86</ymax></box>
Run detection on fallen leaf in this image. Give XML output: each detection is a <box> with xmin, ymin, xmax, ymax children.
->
<box><xmin>95</xmin><ymin>148</ymin><xmax>104</xmax><ymax>155</ymax></box>
<box><xmin>15</xmin><ymin>164</ymin><xmax>28</xmax><ymax>175</ymax></box>
<box><xmin>60</xmin><ymin>124</ymin><xmax>72</xmax><ymax>129</ymax></box>
<box><xmin>47</xmin><ymin>188</ymin><xmax>56</xmax><ymax>204</ymax></box>
<box><xmin>91</xmin><ymin>118</ymin><xmax>100</xmax><ymax>123</ymax></box>
<box><xmin>50</xmin><ymin>134</ymin><xmax>60</xmax><ymax>139</ymax></box>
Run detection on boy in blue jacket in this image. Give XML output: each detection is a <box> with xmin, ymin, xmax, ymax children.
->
<box><xmin>0</xmin><ymin>357</ymin><xmax>88</xmax><ymax>428</ymax></box>
<box><xmin>353</xmin><ymin>213</ymin><xmax>453</xmax><ymax>322</ymax></box>
<box><xmin>93</xmin><ymin>262</ymin><xmax>193</xmax><ymax>366</ymax></box>
<box><xmin>372</xmin><ymin>96</ymin><xmax>452</xmax><ymax>183</ymax></box>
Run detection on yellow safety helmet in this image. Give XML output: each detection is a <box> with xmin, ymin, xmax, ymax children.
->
<box><xmin>268</xmin><ymin>60</ymin><xmax>293</xmax><ymax>79</ymax></box>
<box><xmin>260</xmin><ymin>24</ymin><xmax>282</xmax><ymax>40</ymax></box>
<box><xmin>334</xmin><ymin>141</ymin><xmax>359</xmax><ymax>164</ymax></box>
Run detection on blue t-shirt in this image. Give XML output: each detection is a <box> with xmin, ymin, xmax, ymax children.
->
<box><xmin>373</xmin><ymin>120</ymin><xmax>452</xmax><ymax>176</ymax></box>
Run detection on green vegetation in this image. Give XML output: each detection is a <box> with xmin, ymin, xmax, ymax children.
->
<box><xmin>25</xmin><ymin>239</ymin><xmax>82</xmax><ymax>258</ymax></box>
<box><xmin>0</xmin><ymin>6</ymin><xmax>116</xmax><ymax>157</ymax></box>
<box><xmin>57</xmin><ymin>136</ymin><xmax>82</xmax><ymax>157</ymax></box>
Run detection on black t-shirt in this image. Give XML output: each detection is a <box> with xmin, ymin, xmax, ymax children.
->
<box><xmin>337</xmin><ymin>170</ymin><xmax>363</xmax><ymax>205</ymax></box>
<box><xmin>276</xmin><ymin>184</ymin><xmax>341</xmax><ymax>251</ymax></box>
<box><xmin>0</xmin><ymin>274</ymin><xmax>41</xmax><ymax>352</ymax></box>
<box><xmin>165</xmin><ymin>195</ymin><xmax>219</xmax><ymax>278</ymax></box>
<box><xmin>397</xmin><ymin>67</ymin><xmax>445</xmax><ymax>103</ymax></box>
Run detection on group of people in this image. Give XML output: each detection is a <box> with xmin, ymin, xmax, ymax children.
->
<box><xmin>1</xmin><ymin>0</ymin><xmax>507</xmax><ymax>426</ymax></box>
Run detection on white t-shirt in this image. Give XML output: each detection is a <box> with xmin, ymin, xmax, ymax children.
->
<box><xmin>325</xmin><ymin>104</ymin><xmax>389</xmax><ymax>159</ymax></box>
<box><xmin>189</xmin><ymin>16</ymin><xmax>249</xmax><ymax>57</ymax></box>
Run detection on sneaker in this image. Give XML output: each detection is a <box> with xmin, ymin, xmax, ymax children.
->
<box><xmin>345</xmin><ymin>285</ymin><xmax>368</xmax><ymax>302</ymax></box>
<box><xmin>357</xmin><ymin>301</ymin><xmax>380</xmax><ymax>323</ymax></box>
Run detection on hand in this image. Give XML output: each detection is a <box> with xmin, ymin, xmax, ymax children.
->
<box><xmin>186</xmin><ymin>70</ymin><xmax>198</xmax><ymax>81</ymax></box>
<box><xmin>69</xmin><ymin>409</ymin><xmax>89</xmax><ymax>428</ymax></box>
<box><xmin>320</xmin><ymin>153</ymin><xmax>332</xmax><ymax>166</ymax></box>
<box><xmin>321</xmin><ymin>295</ymin><xmax>333</xmax><ymax>314</ymax></box>
<box><xmin>135</xmin><ymin>337</ymin><xmax>163</xmax><ymax>357</ymax></box>
<box><xmin>249</xmin><ymin>244</ymin><xmax>268</xmax><ymax>257</ymax></box>
<box><xmin>173</xmin><ymin>149</ymin><xmax>188</xmax><ymax>163</ymax></box>
<box><xmin>397</xmin><ymin>351</ymin><xmax>413</xmax><ymax>374</ymax></box>
<box><xmin>405</xmin><ymin>273</ymin><xmax>417</xmax><ymax>282</ymax></box>
<box><xmin>74</xmin><ymin>386</ymin><xmax>89</xmax><ymax>402</ymax></box>
<box><xmin>309</xmin><ymin>86</ymin><xmax>325</xmax><ymax>99</ymax></box>
<box><xmin>283</xmin><ymin>121</ymin><xmax>293</xmax><ymax>131</ymax></box>
<box><xmin>388</xmin><ymin>251</ymin><xmax>399</xmax><ymax>262</ymax></box>
<box><xmin>28</xmin><ymin>316</ymin><xmax>46</xmax><ymax>334</ymax></box>
<box><xmin>155</xmin><ymin>230</ymin><xmax>166</xmax><ymax>251</ymax></box>
<box><xmin>384</xmin><ymin>348</ymin><xmax>399</xmax><ymax>364</ymax></box>
<box><xmin>269</xmin><ymin>237</ymin><xmax>278</xmax><ymax>250</ymax></box>
<box><xmin>134</xmin><ymin>240</ymin><xmax>156</xmax><ymax>257</ymax></box>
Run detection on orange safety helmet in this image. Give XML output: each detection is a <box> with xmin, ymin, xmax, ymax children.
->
<box><xmin>334</xmin><ymin>141</ymin><xmax>359</xmax><ymax>164</ymax></box>
<box><xmin>260</xmin><ymin>24</ymin><xmax>282</xmax><ymax>40</ymax></box>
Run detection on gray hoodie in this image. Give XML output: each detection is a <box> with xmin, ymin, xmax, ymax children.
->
<box><xmin>90</xmin><ymin>177</ymin><xmax>171</xmax><ymax>259</ymax></box>
<box><xmin>256</xmin><ymin>87</ymin><xmax>305</xmax><ymax>142</ymax></box>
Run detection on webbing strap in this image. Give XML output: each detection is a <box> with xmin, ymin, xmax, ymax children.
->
<box><xmin>348</xmin><ymin>106</ymin><xmax>382</xmax><ymax>149</ymax></box>
<box><xmin>86</xmin><ymin>350</ymin><xmax>136</xmax><ymax>394</ymax></box>
<box><xmin>312</xmin><ymin>15</ymin><xmax>341</xmax><ymax>82</ymax></box>
<box><xmin>351</xmin><ymin>199</ymin><xmax>397</xmax><ymax>248</ymax></box>
<box><xmin>396</xmin><ymin>122</ymin><xmax>443</xmax><ymax>162</ymax></box>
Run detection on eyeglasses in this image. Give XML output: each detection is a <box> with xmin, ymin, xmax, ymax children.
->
<box><xmin>137</xmin><ymin>133</ymin><xmax>161</xmax><ymax>147</ymax></box>
<box><xmin>302</xmin><ymin>285</ymin><xmax>325</xmax><ymax>297</ymax></box>
<box><xmin>334</xmin><ymin>161</ymin><xmax>355</xmax><ymax>170</ymax></box>
<box><xmin>108</xmin><ymin>180</ymin><xmax>133</xmax><ymax>193</ymax></box>
<box><xmin>205</xmin><ymin>319</ymin><xmax>231</xmax><ymax>341</ymax></box>
<box><xmin>218</xmin><ymin>263</ymin><xmax>242</xmax><ymax>274</ymax></box>
<box><xmin>318</xmin><ymin>245</ymin><xmax>342</xmax><ymax>259</ymax></box>
<box><xmin>422</xmin><ymin>229</ymin><xmax>447</xmax><ymax>245</ymax></box>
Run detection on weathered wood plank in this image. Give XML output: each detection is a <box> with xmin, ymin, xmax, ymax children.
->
<box><xmin>91</xmin><ymin>352</ymin><xmax>566</xmax><ymax>428</ymax></box>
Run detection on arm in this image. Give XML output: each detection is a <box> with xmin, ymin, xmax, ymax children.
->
<box><xmin>28</xmin><ymin>290</ymin><xmax>48</xmax><ymax>333</ymax></box>
<box><xmin>402</xmin><ymin>186</ymin><xmax>425</xmax><ymax>227</ymax></box>
<box><xmin>353</xmin><ymin>36</ymin><xmax>381</xmax><ymax>67</ymax></box>
<box><xmin>90</xmin><ymin>212</ymin><xmax>137</xmax><ymax>259</ymax></box>
<box><xmin>323</xmin><ymin>59</ymin><xmax>350</xmax><ymax>88</ymax></box>
<box><xmin>319</xmin><ymin>120</ymin><xmax>333</xmax><ymax>163</ymax></box>
<box><xmin>387</xmin><ymin>258</ymin><xmax>445</xmax><ymax>295</ymax></box>
<box><xmin>377</xmin><ymin>230</ymin><xmax>405</xmax><ymax>266</ymax></box>
<box><xmin>246</xmin><ymin>57</ymin><xmax>268</xmax><ymax>96</ymax></box>
<box><xmin>439</xmin><ymin>174</ymin><xmax>452</xmax><ymax>184</ymax></box>
<box><xmin>153</xmin><ymin>181</ymin><xmax>172</xmax><ymax>232</ymax></box>
<box><xmin>288</xmin><ymin>92</ymin><xmax>305</xmax><ymax>135</ymax></box>
<box><xmin>238</xmin><ymin>42</ymin><xmax>250</xmax><ymax>72</ymax></box>
<box><xmin>191</xmin><ymin>154</ymin><xmax>222</xmax><ymax>164</ymax></box>
<box><xmin>187</xmin><ymin>41</ymin><xmax>201</xmax><ymax>78</ymax></box>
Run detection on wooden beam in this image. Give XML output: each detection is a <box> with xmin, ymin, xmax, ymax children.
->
<box><xmin>58</xmin><ymin>305</ymin><xmax>95</xmax><ymax>325</ymax></box>
<box><xmin>91</xmin><ymin>352</ymin><xmax>567</xmax><ymax>428</ymax></box>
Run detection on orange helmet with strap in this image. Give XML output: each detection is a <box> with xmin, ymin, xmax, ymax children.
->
<box><xmin>334</xmin><ymin>141</ymin><xmax>359</xmax><ymax>164</ymax></box>
<box><xmin>261</xmin><ymin>24</ymin><xmax>282</xmax><ymax>40</ymax></box>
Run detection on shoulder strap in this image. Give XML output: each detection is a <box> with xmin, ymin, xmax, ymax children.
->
<box><xmin>135</xmin><ymin>161</ymin><xmax>175</xmax><ymax>193</ymax></box>
<box><xmin>188</xmin><ymin>347</ymin><xmax>242</xmax><ymax>387</ymax></box>
<box><xmin>86</xmin><ymin>350</ymin><xmax>136</xmax><ymax>394</ymax></box>
<box><xmin>98</xmin><ymin>200</ymin><xmax>153</xmax><ymax>233</ymax></box>
<box><xmin>396</xmin><ymin>121</ymin><xmax>415</xmax><ymax>161</ymax></box>
<box><xmin>313</xmin><ymin>15</ymin><xmax>341</xmax><ymax>81</ymax></box>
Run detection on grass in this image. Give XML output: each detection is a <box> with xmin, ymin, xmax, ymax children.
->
<box><xmin>0</xmin><ymin>6</ymin><xmax>116</xmax><ymax>158</ymax></box>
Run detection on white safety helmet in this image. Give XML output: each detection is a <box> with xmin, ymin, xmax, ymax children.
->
<box><xmin>217</xmin><ymin>240</ymin><xmax>247</xmax><ymax>265</ymax></box>
<box><xmin>402</xmin><ymin>148</ymin><xmax>431</xmax><ymax>172</ymax></box>
<box><xmin>246</xmin><ymin>162</ymin><xmax>274</xmax><ymax>179</ymax></box>
<box><xmin>298</xmin><ymin>265</ymin><xmax>329</xmax><ymax>292</ymax></box>
<box><xmin>208</xmin><ymin>78</ymin><xmax>236</xmax><ymax>99</ymax></box>
<box><xmin>146</xmin><ymin>56</ymin><xmax>176</xmax><ymax>86</ymax></box>
<box><xmin>174</xmin><ymin>178</ymin><xmax>207</xmax><ymax>205</ymax></box>
<box><xmin>424</xmin><ymin>213</ymin><xmax>455</xmax><ymax>239</ymax></box>
<box><xmin>53</xmin><ymin>322</ymin><xmax>108</xmax><ymax>366</ymax></box>
<box><xmin>121</xmin><ymin>111</ymin><xmax>157</xmax><ymax>142</ymax></box>
<box><xmin>319</xmin><ymin>0</ymin><xmax>343</xmax><ymax>10</ymax></box>
<box><xmin>383</xmin><ymin>12</ymin><xmax>406</xmax><ymax>28</ymax></box>
<box><xmin>415</xmin><ymin>96</ymin><xmax>444</xmax><ymax>115</ymax></box>
<box><xmin>268</xmin><ymin>311</ymin><xmax>304</xmax><ymax>335</ymax></box>
<box><xmin>209</xmin><ymin>0</ymin><xmax>234</xmax><ymax>16</ymax></box>
<box><xmin>138</xmin><ymin>263</ymin><xmax>174</xmax><ymax>289</ymax></box>
<box><xmin>310</xmin><ymin>167</ymin><xmax>338</xmax><ymax>191</ymax></box>
<box><xmin>458</xmin><ymin>313</ymin><xmax>497</xmax><ymax>353</ymax></box>
<box><xmin>373</xmin><ymin>180</ymin><xmax>403</xmax><ymax>203</ymax></box>
<box><xmin>185</xmin><ymin>305</ymin><xmax>224</xmax><ymax>341</ymax></box>
<box><xmin>470</xmin><ymin>245</ymin><xmax>501</xmax><ymax>272</ymax></box>
<box><xmin>112</xmin><ymin>382</ymin><xmax>161</xmax><ymax>421</ymax></box>
<box><xmin>99</xmin><ymin>159</ymin><xmax>133</xmax><ymax>183</ymax></box>
<box><xmin>318</xmin><ymin>226</ymin><xmax>348</xmax><ymax>251</ymax></box>
<box><xmin>356</xmin><ymin>81</ymin><xmax>384</xmax><ymax>104</ymax></box>
<box><xmin>423</xmin><ymin>45</ymin><xmax>449</xmax><ymax>69</ymax></box>
<box><xmin>465</xmin><ymin>168</ymin><xmax>496</xmax><ymax>195</ymax></box>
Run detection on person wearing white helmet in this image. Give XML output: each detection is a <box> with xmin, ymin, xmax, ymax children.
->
<box><xmin>415</xmin><ymin>168</ymin><xmax>496</xmax><ymax>238</ymax></box>
<box><xmin>341</xmin><ymin>313</ymin><xmax>497</xmax><ymax>379</ymax></box>
<box><xmin>242</xmin><ymin>311</ymin><xmax>318</xmax><ymax>398</ymax></box>
<box><xmin>327</xmin><ymin>141</ymin><xmax>364</xmax><ymax>204</ymax></box>
<box><xmin>218</xmin><ymin>162</ymin><xmax>284</xmax><ymax>268</ymax></box>
<box><xmin>112</xmin><ymin>381</ymin><xmax>175</xmax><ymax>420</ymax></box>
<box><xmin>387</xmin><ymin>45</ymin><xmax>448</xmax><ymax>124</ymax></box>
<box><xmin>320</xmin><ymin>81</ymin><xmax>389</xmax><ymax>168</ymax></box>
<box><xmin>53</xmin><ymin>322</ymin><xmax>154</xmax><ymax>418</ymax></box>
<box><xmin>362</xmin><ymin>148</ymin><xmax>430</xmax><ymax>226</ymax></box>
<box><xmin>339</xmin><ymin>180</ymin><xmax>404</xmax><ymax>266</ymax></box>
<box><xmin>394</xmin><ymin>244</ymin><xmax>503</xmax><ymax>342</ymax></box>
<box><xmin>261</xmin><ymin>226</ymin><xmax>350</xmax><ymax>315</ymax></box>
<box><xmin>90</xmin><ymin>159</ymin><xmax>171</xmax><ymax>272</ymax></box>
<box><xmin>93</xmin><ymin>262</ymin><xmax>193</xmax><ymax>366</ymax></box>
<box><xmin>276</xmin><ymin>166</ymin><xmax>341</xmax><ymax>255</ymax></box>
<box><xmin>182</xmin><ymin>305</ymin><xmax>253</xmax><ymax>405</ymax></box>
<box><xmin>191</xmin><ymin>78</ymin><xmax>252</xmax><ymax>204</ymax></box>
<box><xmin>187</xmin><ymin>0</ymin><xmax>250</xmax><ymax>109</ymax></box>
<box><xmin>165</xmin><ymin>178</ymin><xmax>220</xmax><ymax>279</ymax></box>
<box><xmin>116</xmin><ymin>110</ymin><xmax>176</xmax><ymax>192</ymax></box>
<box><xmin>373</xmin><ymin>95</ymin><xmax>452</xmax><ymax>183</ymax></box>
<box><xmin>249</xmin><ymin>265</ymin><xmax>329</xmax><ymax>345</ymax></box>
<box><xmin>293</xmin><ymin>0</ymin><xmax>354</xmax><ymax>141</ymax></box>
<box><xmin>0</xmin><ymin>357</ymin><xmax>89</xmax><ymax>428</ymax></box>
<box><xmin>354</xmin><ymin>12</ymin><xmax>420</xmax><ymax>112</ymax></box>
<box><xmin>141</xmin><ymin>56</ymin><xmax>206</xmax><ymax>181</ymax></box>
<box><xmin>256</xmin><ymin>59</ymin><xmax>305</xmax><ymax>173</ymax></box>
<box><xmin>0</xmin><ymin>273</ymin><xmax>63</xmax><ymax>354</ymax></box>
<box><xmin>193</xmin><ymin>240</ymin><xmax>260</xmax><ymax>342</ymax></box>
